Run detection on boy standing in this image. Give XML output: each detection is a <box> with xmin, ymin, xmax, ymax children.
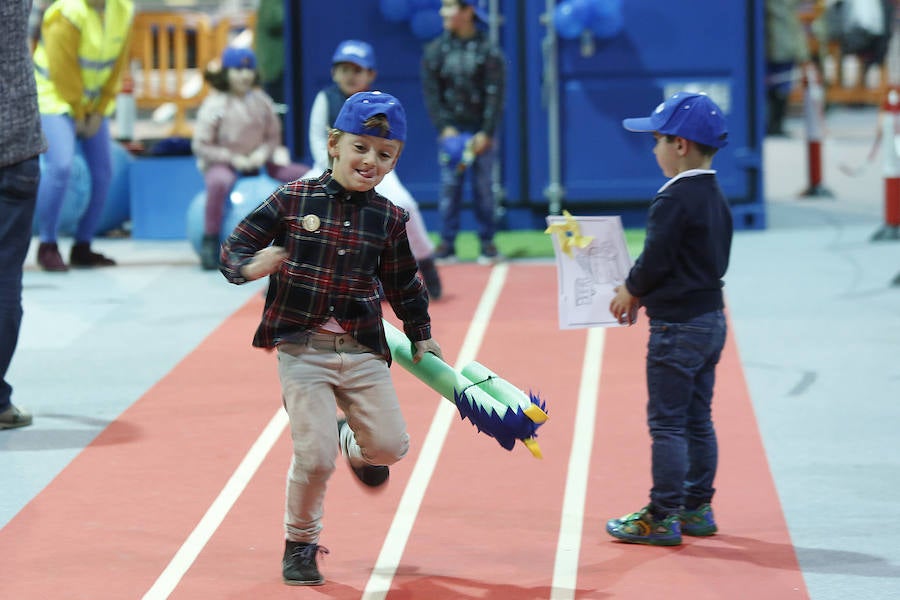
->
<box><xmin>308</xmin><ymin>39</ymin><xmax>443</xmax><ymax>299</ymax></box>
<box><xmin>220</xmin><ymin>91</ymin><xmax>442</xmax><ymax>585</ymax></box>
<box><xmin>607</xmin><ymin>92</ymin><xmax>732</xmax><ymax>546</ymax></box>
<box><xmin>421</xmin><ymin>0</ymin><xmax>506</xmax><ymax>264</ymax></box>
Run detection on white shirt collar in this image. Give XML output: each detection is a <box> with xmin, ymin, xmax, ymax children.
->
<box><xmin>657</xmin><ymin>169</ymin><xmax>716</xmax><ymax>194</ymax></box>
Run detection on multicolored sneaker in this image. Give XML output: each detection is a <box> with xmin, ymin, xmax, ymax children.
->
<box><xmin>606</xmin><ymin>506</ymin><xmax>682</xmax><ymax>546</ymax></box>
<box><xmin>680</xmin><ymin>503</ymin><xmax>718</xmax><ymax>536</ymax></box>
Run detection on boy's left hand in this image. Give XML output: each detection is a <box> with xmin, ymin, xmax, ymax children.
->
<box><xmin>413</xmin><ymin>338</ymin><xmax>443</xmax><ymax>363</ymax></box>
<box><xmin>609</xmin><ymin>285</ymin><xmax>639</xmax><ymax>325</ymax></box>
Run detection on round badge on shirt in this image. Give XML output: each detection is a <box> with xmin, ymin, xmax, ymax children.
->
<box><xmin>301</xmin><ymin>214</ymin><xmax>320</xmax><ymax>232</ymax></box>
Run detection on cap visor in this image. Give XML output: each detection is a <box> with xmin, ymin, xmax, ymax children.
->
<box><xmin>622</xmin><ymin>117</ymin><xmax>657</xmax><ymax>133</ymax></box>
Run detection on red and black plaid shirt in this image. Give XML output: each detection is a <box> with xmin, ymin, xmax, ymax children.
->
<box><xmin>220</xmin><ymin>171</ymin><xmax>431</xmax><ymax>363</ymax></box>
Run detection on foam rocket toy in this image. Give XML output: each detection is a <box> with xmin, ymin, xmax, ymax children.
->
<box><xmin>383</xmin><ymin>319</ymin><xmax>549</xmax><ymax>458</ymax></box>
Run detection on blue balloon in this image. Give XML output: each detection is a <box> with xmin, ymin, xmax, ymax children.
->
<box><xmin>34</xmin><ymin>151</ymin><xmax>91</xmax><ymax>237</ymax></box>
<box><xmin>410</xmin><ymin>8</ymin><xmax>443</xmax><ymax>40</ymax></box>
<box><xmin>554</xmin><ymin>0</ymin><xmax>592</xmax><ymax>40</ymax></box>
<box><xmin>379</xmin><ymin>0</ymin><xmax>412</xmax><ymax>22</ymax></box>
<box><xmin>96</xmin><ymin>142</ymin><xmax>134</xmax><ymax>235</ymax></box>
<box><xmin>588</xmin><ymin>0</ymin><xmax>624</xmax><ymax>40</ymax></box>
<box><xmin>186</xmin><ymin>173</ymin><xmax>281</xmax><ymax>256</ymax></box>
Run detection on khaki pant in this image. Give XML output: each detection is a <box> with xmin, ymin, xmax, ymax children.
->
<box><xmin>277</xmin><ymin>333</ymin><xmax>409</xmax><ymax>543</ymax></box>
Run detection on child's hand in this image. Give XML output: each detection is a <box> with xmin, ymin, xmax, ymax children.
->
<box><xmin>83</xmin><ymin>113</ymin><xmax>104</xmax><ymax>139</ymax></box>
<box><xmin>231</xmin><ymin>154</ymin><xmax>254</xmax><ymax>172</ymax></box>
<box><xmin>272</xmin><ymin>146</ymin><xmax>290</xmax><ymax>166</ymax></box>
<box><xmin>471</xmin><ymin>131</ymin><xmax>492</xmax><ymax>155</ymax></box>
<box><xmin>248</xmin><ymin>146</ymin><xmax>270</xmax><ymax>169</ymax></box>
<box><xmin>609</xmin><ymin>285</ymin><xmax>639</xmax><ymax>326</ymax></box>
<box><xmin>241</xmin><ymin>246</ymin><xmax>287</xmax><ymax>280</ymax></box>
<box><xmin>412</xmin><ymin>338</ymin><xmax>443</xmax><ymax>363</ymax></box>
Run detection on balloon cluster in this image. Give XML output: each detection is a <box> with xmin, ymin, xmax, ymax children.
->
<box><xmin>379</xmin><ymin>0</ymin><xmax>444</xmax><ymax>40</ymax></box>
<box><xmin>553</xmin><ymin>0</ymin><xmax>624</xmax><ymax>41</ymax></box>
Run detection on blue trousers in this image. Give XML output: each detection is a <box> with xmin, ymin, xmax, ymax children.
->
<box><xmin>438</xmin><ymin>144</ymin><xmax>497</xmax><ymax>245</ymax></box>
<box><xmin>0</xmin><ymin>157</ymin><xmax>41</xmax><ymax>411</ymax></box>
<box><xmin>35</xmin><ymin>114</ymin><xmax>112</xmax><ymax>243</ymax></box>
<box><xmin>646</xmin><ymin>310</ymin><xmax>727</xmax><ymax>515</ymax></box>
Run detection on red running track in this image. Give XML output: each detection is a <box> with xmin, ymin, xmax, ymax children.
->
<box><xmin>0</xmin><ymin>264</ymin><xmax>809</xmax><ymax>599</ymax></box>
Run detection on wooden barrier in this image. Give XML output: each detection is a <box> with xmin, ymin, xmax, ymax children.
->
<box><xmin>793</xmin><ymin>2</ymin><xmax>893</xmax><ymax>107</ymax></box>
<box><xmin>127</xmin><ymin>10</ymin><xmax>255</xmax><ymax>138</ymax></box>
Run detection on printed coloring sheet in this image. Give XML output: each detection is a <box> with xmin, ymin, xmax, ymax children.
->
<box><xmin>546</xmin><ymin>215</ymin><xmax>633</xmax><ymax>329</ymax></box>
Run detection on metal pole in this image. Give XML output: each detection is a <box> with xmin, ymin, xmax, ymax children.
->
<box><xmin>488</xmin><ymin>0</ymin><xmax>506</xmax><ymax>221</ymax></box>
<box><xmin>542</xmin><ymin>0</ymin><xmax>564</xmax><ymax>215</ymax></box>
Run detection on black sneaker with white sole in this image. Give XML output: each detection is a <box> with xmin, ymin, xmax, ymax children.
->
<box><xmin>338</xmin><ymin>419</ymin><xmax>390</xmax><ymax>488</ymax></box>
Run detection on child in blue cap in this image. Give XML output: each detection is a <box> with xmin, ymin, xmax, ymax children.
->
<box><xmin>606</xmin><ymin>91</ymin><xmax>733</xmax><ymax>546</ymax></box>
<box><xmin>191</xmin><ymin>46</ymin><xmax>309</xmax><ymax>270</ymax></box>
<box><xmin>307</xmin><ymin>39</ymin><xmax>443</xmax><ymax>299</ymax></box>
<box><xmin>220</xmin><ymin>91</ymin><xmax>443</xmax><ymax>585</ymax></box>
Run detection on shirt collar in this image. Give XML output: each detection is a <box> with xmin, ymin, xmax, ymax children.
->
<box><xmin>657</xmin><ymin>169</ymin><xmax>716</xmax><ymax>194</ymax></box>
<box><xmin>323</xmin><ymin>171</ymin><xmax>375</xmax><ymax>205</ymax></box>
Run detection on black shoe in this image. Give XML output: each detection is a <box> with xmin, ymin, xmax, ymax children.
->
<box><xmin>338</xmin><ymin>419</ymin><xmax>390</xmax><ymax>488</ymax></box>
<box><xmin>418</xmin><ymin>257</ymin><xmax>442</xmax><ymax>300</ymax></box>
<box><xmin>434</xmin><ymin>241</ymin><xmax>457</xmax><ymax>264</ymax></box>
<box><xmin>69</xmin><ymin>242</ymin><xmax>116</xmax><ymax>267</ymax></box>
<box><xmin>200</xmin><ymin>234</ymin><xmax>219</xmax><ymax>270</ymax></box>
<box><xmin>282</xmin><ymin>541</ymin><xmax>328</xmax><ymax>586</ymax></box>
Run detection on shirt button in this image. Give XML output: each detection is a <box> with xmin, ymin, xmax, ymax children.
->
<box><xmin>337</xmin><ymin>249</ymin><xmax>346</xmax><ymax>256</ymax></box>
<box><xmin>343</xmin><ymin>221</ymin><xmax>351</xmax><ymax>227</ymax></box>
<box><xmin>328</xmin><ymin>306</ymin><xmax>334</xmax><ymax>312</ymax></box>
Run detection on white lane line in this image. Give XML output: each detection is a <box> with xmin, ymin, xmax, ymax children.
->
<box><xmin>362</xmin><ymin>263</ymin><xmax>510</xmax><ymax>599</ymax></box>
<box><xmin>550</xmin><ymin>327</ymin><xmax>606</xmax><ymax>600</ymax></box>
<box><xmin>142</xmin><ymin>409</ymin><xmax>289</xmax><ymax>600</ymax></box>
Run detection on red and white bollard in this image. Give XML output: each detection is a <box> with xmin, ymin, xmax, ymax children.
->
<box><xmin>801</xmin><ymin>64</ymin><xmax>833</xmax><ymax>197</ymax></box>
<box><xmin>873</xmin><ymin>87</ymin><xmax>900</xmax><ymax>241</ymax></box>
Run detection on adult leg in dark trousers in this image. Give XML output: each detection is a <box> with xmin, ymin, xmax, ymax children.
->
<box><xmin>0</xmin><ymin>157</ymin><xmax>40</xmax><ymax>429</ymax></box>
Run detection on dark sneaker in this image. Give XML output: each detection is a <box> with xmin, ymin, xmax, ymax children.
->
<box><xmin>200</xmin><ymin>234</ymin><xmax>220</xmax><ymax>270</ymax></box>
<box><xmin>37</xmin><ymin>242</ymin><xmax>68</xmax><ymax>272</ymax></box>
<box><xmin>606</xmin><ymin>506</ymin><xmax>682</xmax><ymax>546</ymax></box>
<box><xmin>418</xmin><ymin>257</ymin><xmax>442</xmax><ymax>300</ymax></box>
<box><xmin>434</xmin><ymin>241</ymin><xmax>457</xmax><ymax>264</ymax></box>
<box><xmin>70</xmin><ymin>242</ymin><xmax>116</xmax><ymax>267</ymax></box>
<box><xmin>282</xmin><ymin>541</ymin><xmax>328</xmax><ymax>586</ymax></box>
<box><xmin>681</xmin><ymin>503</ymin><xmax>718</xmax><ymax>536</ymax></box>
<box><xmin>0</xmin><ymin>404</ymin><xmax>33</xmax><ymax>430</ymax></box>
<box><xmin>338</xmin><ymin>419</ymin><xmax>390</xmax><ymax>488</ymax></box>
<box><xmin>477</xmin><ymin>241</ymin><xmax>502</xmax><ymax>265</ymax></box>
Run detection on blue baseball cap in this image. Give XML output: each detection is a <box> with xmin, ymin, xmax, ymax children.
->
<box><xmin>331</xmin><ymin>39</ymin><xmax>376</xmax><ymax>70</ymax></box>
<box><xmin>333</xmin><ymin>91</ymin><xmax>407</xmax><ymax>143</ymax></box>
<box><xmin>221</xmin><ymin>46</ymin><xmax>256</xmax><ymax>70</ymax></box>
<box><xmin>623</xmin><ymin>92</ymin><xmax>728</xmax><ymax>149</ymax></box>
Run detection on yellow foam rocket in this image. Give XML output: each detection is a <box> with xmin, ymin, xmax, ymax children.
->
<box><xmin>383</xmin><ymin>320</ymin><xmax>548</xmax><ymax>458</ymax></box>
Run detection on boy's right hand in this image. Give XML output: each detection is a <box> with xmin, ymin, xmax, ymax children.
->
<box><xmin>241</xmin><ymin>246</ymin><xmax>288</xmax><ymax>280</ymax></box>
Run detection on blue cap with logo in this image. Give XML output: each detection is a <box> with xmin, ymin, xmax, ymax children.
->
<box><xmin>221</xmin><ymin>46</ymin><xmax>257</xmax><ymax>70</ymax></box>
<box><xmin>331</xmin><ymin>39</ymin><xmax>376</xmax><ymax>70</ymax></box>
<box><xmin>333</xmin><ymin>91</ymin><xmax>407</xmax><ymax>143</ymax></box>
<box><xmin>622</xmin><ymin>92</ymin><xmax>728</xmax><ymax>149</ymax></box>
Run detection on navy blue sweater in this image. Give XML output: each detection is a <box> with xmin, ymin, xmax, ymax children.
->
<box><xmin>625</xmin><ymin>172</ymin><xmax>733</xmax><ymax>322</ymax></box>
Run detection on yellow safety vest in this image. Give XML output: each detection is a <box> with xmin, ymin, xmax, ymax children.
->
<box><xmin>33</xmin><ymin>0</ymin><xmax>133</xmax><ymax>117</ymax></box>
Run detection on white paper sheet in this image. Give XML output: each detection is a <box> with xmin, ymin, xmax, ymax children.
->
<box><xmin>546</xmin><ymin>215</ymin><xmax>634</xmax><ymax>329</ymax></box>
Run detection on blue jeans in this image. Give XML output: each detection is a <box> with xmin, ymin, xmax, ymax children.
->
<box><xmin>35</xmin><ymin>114</ymin><xmax>112</xmax><ymax>243</ymax></box>
<box><xmin>438</xmin><ymin>143</ymin><xmax>497</xmax><ymax>245</ymax></box>
<box><xmin>0</xmin><ymin>157</ymin><xmax>41</xmax><ymax>411</ymax></box>
<box><xmin>646</xmin><ymin>310</ymin><xmax>727</xmax><ymax>515</ymax></box>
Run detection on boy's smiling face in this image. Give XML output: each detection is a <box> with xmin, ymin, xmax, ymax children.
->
<box><xmin>332</xmin><ymin>62</ymin><xmax>376</xmax><ymax>97</ymax></box>
<box><xmin>328</xmin><ymin>132</ymin><xmax>401</xmax><ymax>192</ymax></box>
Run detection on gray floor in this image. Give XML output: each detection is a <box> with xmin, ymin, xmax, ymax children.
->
<box><xmin>2</xmin><ymin>106</ymin><xmax>899</xmax><ymax>599</ymax></box>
